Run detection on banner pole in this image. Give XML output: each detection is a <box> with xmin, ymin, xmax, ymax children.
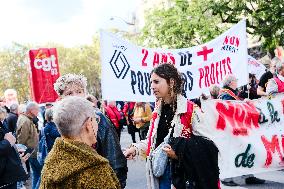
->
<box><xmin>247</xmin><ymin>74</ymin><xmax>250</xmax><ymax>99</ymax></box>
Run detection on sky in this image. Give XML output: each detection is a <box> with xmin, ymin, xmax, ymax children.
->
<box><xmin>0</xmin><ymin>0</ymin><xmax>141</xmax><ymax>47</ymax></box>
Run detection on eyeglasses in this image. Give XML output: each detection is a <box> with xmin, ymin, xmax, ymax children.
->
<box><xmin>81</xmin><ymin>114</ymin><xmax>100</xmax><ymax>127</ymax></box>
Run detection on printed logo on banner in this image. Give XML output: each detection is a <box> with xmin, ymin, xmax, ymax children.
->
<box><xmin>29</xmin><ymin>48</ymin><xmax>60</xmax><ymax>104</ymax></box>
<box><xmin>197</xmin><ymin>46</ymin><xmax>213</xmax><ymax>61</ymax></box>
<box><xmin>109</xmin><ymin>49</ymin><xmax>130</xmax><ymax>79</ymax></box>
<box><xmin>34</xmin><ymin>49</ymin><xmax>58</xmax><ymax>75</ymax></box>
<box><xmin>221</xmin><ymin>36</ymin><xmax>240</xmax><ymax>53</ymax></box>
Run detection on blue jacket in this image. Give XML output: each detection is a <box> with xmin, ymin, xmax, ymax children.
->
<box><xmin>44</xmin><ymin>122</ymin><xmax>61</xmax><ymax>152</ymax></box>
<box><xmin>218</xmin><ymin>87</ymin><xmax>239</xmax><ymax>100</ymax></box>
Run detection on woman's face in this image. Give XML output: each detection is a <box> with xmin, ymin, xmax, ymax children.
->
<box><xmin>151</xmin><ymin>73</ymin><xmax>170</xmax><ymax>99</ymax></box>
<box><xmin>62</xmin><ymin>83</ymin><xmax>85</xmax><ymax>97</ymax></box>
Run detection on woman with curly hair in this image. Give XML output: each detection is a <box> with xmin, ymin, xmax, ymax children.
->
<box><xmin>124</xmin><ymin>64</ymin><xmax>219</xmax><ymax>189</ymax></box>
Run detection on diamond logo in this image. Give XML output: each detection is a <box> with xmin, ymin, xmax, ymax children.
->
<box><xmin>109</xmin><ymin>50</ymin><xmax>130</xmax><ymax>79</ymax></box>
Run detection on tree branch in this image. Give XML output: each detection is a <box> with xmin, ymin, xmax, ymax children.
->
<box><xmin>249</xmin><ymin>0</ymin><xmax>256</xmax><ymax>11</ymax></box>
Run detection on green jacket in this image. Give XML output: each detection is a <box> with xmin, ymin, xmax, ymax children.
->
<box><xmin>40</xmin><ymin>138</ymin><xmax>120</xmax><ymax>189</ymax></box>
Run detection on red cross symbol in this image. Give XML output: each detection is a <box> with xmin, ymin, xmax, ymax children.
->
<box><xmin>197</xmin><ymin>46</ymin><xmax>213</xmax><ymax>61</ymax></box>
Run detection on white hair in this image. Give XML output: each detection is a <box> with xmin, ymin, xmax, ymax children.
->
<box><xmin>26</xmin><ymin>102</ymin><xmax>39</xmax><ymax>112</ymax></box>
<box><xmin>209</xmin><ymin>84</ymin><xmax>220</xmax><ymax>97</ymax></box>
<box><xmin>53</xmin><ymin>96</ymin><xmax>94</xmax><ymax>137</ymax></box>
<box><xmin>45</xmin><ymin>108</ymin><xmax>54</xmax><ymax>122</ymax></box>
<box><xmin>4</xmin><ymin>89</ymin><xmax>17</xmax><ymax>97</ymax></box>
<box><xmin>53</xmin><ymin>73</ymin><xmax>87</xmax><ymax>96</ymax></box>
<box><xmin>274</xmin><ymin>57</ymin><xmax>284</xmax><ymax>74</ymax></box>
<box><xmin>222</xmin><ymin>74</ymin><xmax>237</xmax><ymax>88</ymax></box>
<box><xmin>9</xmin><ymin>103</ymin><xmax>18</xmax><ymax>113</ymax></box>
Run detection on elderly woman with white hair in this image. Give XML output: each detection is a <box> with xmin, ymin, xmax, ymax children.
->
<box><xmin>39</xmin><ymin>96</ymin><xmax>120</xmax><ymax>189</ymax></box>
<box><xmin>266</xmin><ymin>58</ymin><xmax>284</xmax><ymax>95</ymax></box>
<box><xmin>53</xmin><ymin>73</ymin><xmax>128</xmax><ymax>188</ymax></box>
<box><xmin>218</xmin><ymin>74</ymin><xmax>240</xmax><ymax>100</ymax></box>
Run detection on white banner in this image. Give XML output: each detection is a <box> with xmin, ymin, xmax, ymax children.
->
<box><xmin>248</xmin><ymin>55</ymin><xmax>266</xmax><ymax>80</ymax></box>
<box><xmin>197</xmin><ymin>94</ymin><xmax>284</xmax><ymax>178</ymax></box>
<box><xmin>100</xmin><ymin>20</ymin><xmax>248</xmax><ymax>102</ymax></box>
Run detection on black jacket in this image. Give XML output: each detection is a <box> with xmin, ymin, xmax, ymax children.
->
<box><xmin>6</xmin><ymin>112</ymin><xmax>18</xmax><ymax>134</ymax></box>
<box><xmin>0</xmin><ymin>125</ymin><xmax>28</xmax><ymax>186</ymax></box>
<box><xmin>170</xmin><ymin>135</ymin><xmax>219</xmax><ymax>189</ymax></box>
<box><xmin>95</xmin><ymin>110</ymin><xmax>128</xmax><ymax>188</ymax></box>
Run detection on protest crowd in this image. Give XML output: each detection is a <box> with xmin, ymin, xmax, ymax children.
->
<box><xmin>0</xmin><ymin>53</ymin><xmax>283</xmax><ymax>189</ymax></box>
<box><xmin>0</xmin><ymin>15</ymin><xmax>284</xmax><ymax>189</ymax></box>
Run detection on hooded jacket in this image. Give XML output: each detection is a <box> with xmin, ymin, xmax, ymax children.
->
<box><xmin>39</xmin><ymin>138</ymin><xmax>120</xmax><ymax>189</ymax></box>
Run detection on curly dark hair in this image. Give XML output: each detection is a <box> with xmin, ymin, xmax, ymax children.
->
<box><xmin>151</xmin><ymin>63</ymin><xmax>183</xmax><ymax>95</ymax></box>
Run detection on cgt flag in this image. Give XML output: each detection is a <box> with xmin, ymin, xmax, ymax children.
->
<box><xmin>29</xmin><ymin>48</ymin><xmax>60</xmax><ymax>103</ymax></box>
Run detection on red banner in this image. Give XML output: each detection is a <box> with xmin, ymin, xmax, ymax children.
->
<box><xmin>29</xmin><ymin>48</ymin><xmax>60</xmax><ymax>103</ymax></box>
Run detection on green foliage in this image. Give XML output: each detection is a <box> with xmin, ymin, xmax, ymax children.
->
<box><xmin>139</xmin><ymin>0</ymin><xmax>226</xmax><ymax>48</ymax></box>
<box><xmin>0</xmin><ymin>36</ymin><xmax>101</xmax><ymax>103</ymax></box>
<box><xmin>209</xmin><ymin>0</ymin><xmax>284</xmax><ymax>54</ymax></box>
<box><xmin>0</xmin><ymin>43</ymin><xmax>31</xmax><ymax>102</ymax></box>
<box><xmin>140</xmin><ymin>0</ymin><xmax>283</xmax><ymax>54</ymax></box>
<box><xmin>56</xmin><ymin>36</ymin><xmax>101</xmax><ymax>98</ymax></box>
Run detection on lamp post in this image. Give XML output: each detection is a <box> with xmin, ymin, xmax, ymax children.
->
<box><xmin>109</xmin><ymin>15</ymin><xmax>139</xmax><ymax>42</ymax></box>
<box><xmin>110</xmin><ymin>16</ymin><xmax>135</xmax><ymax>26</ymax></box>
<box><xmin>110</xmin><ymin>14</ymin><xmax>137</xmax><ymax>36</ymax></box>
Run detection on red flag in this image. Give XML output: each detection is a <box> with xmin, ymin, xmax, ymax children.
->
<box><xmin>29</xmin><ymin>48</ymin><xmax>60</xmax><ymax>103</ymax></box>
